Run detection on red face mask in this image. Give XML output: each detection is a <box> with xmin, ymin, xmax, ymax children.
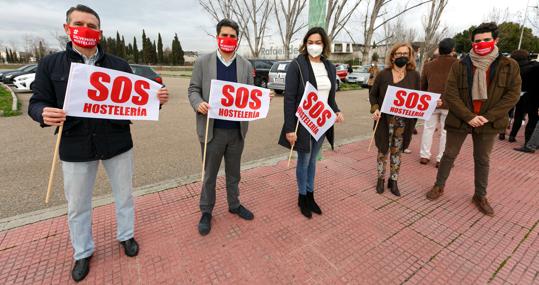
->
<box><xmin>472</xmin><ymin>40</ymin><xmax>495</xmax><ymax>56</ymax></box>
<box><xmin>68</xmin><ymin>26</ymin><xmax>100</xmax><ymax>48</ymax></box>
<box><xmin>217</xmin><ymin>37</ymin><xmax>238</xmax><ymax>53</ymax></box>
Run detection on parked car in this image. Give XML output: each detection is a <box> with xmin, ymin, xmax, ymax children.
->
<box><xmin>2</xmin><ymin>64</ymin><xmax>37</xmax><ymax>84</ymax></box>
<box><xmin>13</xmin><ymin>73</ymin><xmax>36</xmax><ymax>91</ymax></box>
<box><xmin>248</xmin><ymin>59</ymin><xmax>275</xmax><ymax>88</ymax></box>
<box><xmin>130</xmin><ymin>64</ymin><xmax>163</xmax><ymax>84</ymax></box>
<box><xmin>268</xmin><ymin>60</ymin><xmax>290</xmax><ymax>94</ymax></box>
<box><xmin>0</xmin><ymin>64</ymin><xmax>35</xmax><ymax>81</ymax></box>
<box><xmin>268</xmin><ymin>60</ymin><xmax>341</xmax><ymax>95</ymax></box>
<box><xmin>335</xmin><ymin>63</ymin><xmax>350</xmax><ymax>82</ymax></box>
<box><xmin>346</xmin><ymin>65</ymin><xmax>370</xmax><ymax>84</ymax></box>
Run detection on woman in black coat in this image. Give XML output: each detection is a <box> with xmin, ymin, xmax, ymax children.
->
<box><xmin>278</xmin><ymin>27</ymin><xmax>344</xmax><ymax>218</ymax></box>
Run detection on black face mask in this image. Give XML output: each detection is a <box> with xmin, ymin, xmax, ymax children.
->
<box><xmin>394</xmin><ymin>57</ymin><xmax>409</xmax><ymax>68</ymax></box>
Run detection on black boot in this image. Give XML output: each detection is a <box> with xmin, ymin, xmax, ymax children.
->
<box><xmin>306</xmin><ymin>191</ymin><xmax>322</xmax><ymax>215</ymax></box>
<box><xmin>298</xmin><ymin>194</ymin><xmax>312</xmax><ymax>218</ymax></box>
<box><xmin>376</xmin><ymin>178</ymin><xmax>384</xmax><ymax>194</ymax></box>
<box><xmin>388</xmin><ymin>179</ymin><xmax>401</xmax><ymax>197</ymax></box>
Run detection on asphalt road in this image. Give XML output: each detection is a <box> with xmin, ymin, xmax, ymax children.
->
<box><xmin>0</xmin><ymin>77</ymin><xmax>375</xmax><ymax>218</ymax></box>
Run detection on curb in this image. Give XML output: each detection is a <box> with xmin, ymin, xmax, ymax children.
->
<box><xmin>0</xmin><ymin>134</ymin><xmax>372</xmax><ymax>232</ymax></box>
<box><xmin>0</xmin><ymin>83</ymin><xmax>18</xmax><ymax>112</ymax></box>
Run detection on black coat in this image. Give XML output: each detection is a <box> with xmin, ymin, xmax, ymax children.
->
<box><xmin>278</xmin><ymin>55</ymin><xmax>340</xmax><ymax>153</ymax></box>
<box><xmin>28</xmin><ymin>42</ymin><xmax>134</xmax><ymax>162</ymax></box>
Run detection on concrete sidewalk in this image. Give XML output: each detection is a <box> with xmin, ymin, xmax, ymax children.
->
<box><xmin>0</xmin><ymin>131</ymin><xmax>538</xmax><ymax>284</ymax></box>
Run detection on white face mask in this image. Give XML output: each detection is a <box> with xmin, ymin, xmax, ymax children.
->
<box><xmin>307</xmin><ymin>44</ymin><xmax>323</xmax><ymax>58</ymax></box>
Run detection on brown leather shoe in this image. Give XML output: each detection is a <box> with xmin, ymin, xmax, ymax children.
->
<box><xmin>472</xmin><ymin>195</ymin><xmax>494</xmax><ymax>216</ymax></box>
<box><xmin>420</xmin><ymin>158</ymin><xmax>430</xmax><ymax>164</ymax></box>
<box><xmin>426</xmin><ymin>185</ymin><xmax>444</xmax><ymax>200</ymax></box>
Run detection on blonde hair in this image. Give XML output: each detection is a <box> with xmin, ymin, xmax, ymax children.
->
<box><xmin>385</xmin><ymin>42</ymin><xmax>416</xmax><ymax>71</ymax></box>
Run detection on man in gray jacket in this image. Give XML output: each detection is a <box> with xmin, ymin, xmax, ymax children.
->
<box><xmin>188</xmin><ymin>19</ymin><xmax>255</xmax><ymax>236</ymax></box>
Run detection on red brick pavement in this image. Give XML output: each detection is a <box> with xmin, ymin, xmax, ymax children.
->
<box><xmin>1</xmin><ymin>130</ymin><xmax>538</xmax><ymax>284</ymax></box>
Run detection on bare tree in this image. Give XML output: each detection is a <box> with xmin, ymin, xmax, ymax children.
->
<box><xmin>483</xmin><ymin>7</ymin><xmax>511</xmax><ymax>23</ymax></box>
<box><xmin>273</xmin><ymin>0</ymin><xmax>308</xmax><ymax>59</ymax></box>
<box><xmin>389</xmin><ymin>17</ymin><xmax>417</xmax><ymax>43</ymax></box>
<box><xmin>22</xmin><ymin>35</ymin><xmax>51</xmax><ymax>62</ymax></box>
<box><xmin>325</xmin><ymin>0</ymin><xmax>363</xmax><ymax>41</ymax></box>
<box><xmin>199</xmin><ymin>0</ymin><xmax>236</xmax><ymax>22</ymax></box>
<box><xmin>51</xmin><ymin>31</ymin><xmax>69</xmax><ymax>50</ymax></box>
<box><xmin>419</xmin><ymin>0</ymin><xmax>448</xmax><ymax>71</ymax></box>
<box><xmin>232</xmin><ymin>0</ymin><xmax>273</xmax><ymax>57</ymax></box>
<box><xmin>199</xmin><ymin>0</ymin><xmax>273</xmax><ymax>58</ymax></box>
<box><xmin>360</xmin><ymin>0</ymin><xmax>432</xmax><ymax>64</ymax></box>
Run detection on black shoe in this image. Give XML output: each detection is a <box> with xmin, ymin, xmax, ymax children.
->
<box><xmin>298</xmin><ymin>194</ymin><xmax>312</xmax><ymax>218</ymax></box>
<box><xmin>388</xmin><ymin>179</ymin><xmax>401</xmax><ymax>197</ymax></box>
<box><xmin>198</xmin><ymin>213</ymin><xmax>212</xmax><ymax>236</ymax></box>
<box><xmin>229</xmin><ymin>205</ymin><xmax>254</xmax><ymax>220</ymax></box>
<box><xmin>514</xmin><ymin>146</ymin><xmax>535</xmax><ymax>153</ymax></box>
<box><xmin>120</xmin><ymin>238</ymin><xmax>139</xmax><ymax>257</ymax></box>
<box><xmin>498</xmin><ymin>134</ymin><xmax>505</xmax><ymax>140</ymax></box>
<box><xmin>376</xmin><ymin>178</ymin><xmax>384</xmax><ymax>194</ymax></box>
<box><xmin>508</xmin><ymin>136</ymin><xmax>516</xmax><ymax>142</ymax></box>
<box><xmin>72</xmin><ymin>256</ymin><xmax>92</xmax><ymax>282</ymax></box>
<box><xmin>306</xmin><ymin>191</ymin><xmax>322</xmax><ymax>215</ymax></box>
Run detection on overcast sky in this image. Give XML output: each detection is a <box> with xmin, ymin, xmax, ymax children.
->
<box><xmin>0</xmin><ymin>0</ymin><xmax>537</xmax><ymax>54</ymax></box>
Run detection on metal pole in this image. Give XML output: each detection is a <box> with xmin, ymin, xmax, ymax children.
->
<box><xmin>518</xmin><ymin>0</ymin><xmax>531</xmax><ymax>50</ymax></box>
<box><xmin>308</xmin><ymin>0</ymin><xmax>327</xmax><ymax>29</ymax></box>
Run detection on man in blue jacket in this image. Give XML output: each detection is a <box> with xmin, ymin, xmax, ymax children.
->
<box><xmin>28</xmin><ymin>5</ymin><xmax>169</xmax><ymax>282</ymax></box>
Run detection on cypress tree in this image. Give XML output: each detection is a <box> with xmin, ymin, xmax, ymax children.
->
<box><xmin>133</xmin><ymin>36</ymin><xmax>139</xmax><ymax>63</ymax></box>
<box><xmin>157</xmin><ymin>33</ymin><xmax>164</xmax><ymax>64</ymax></box>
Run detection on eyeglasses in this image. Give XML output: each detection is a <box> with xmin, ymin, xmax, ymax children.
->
<box><xmin>394</xmin><ymin>52</ymin><xmax>409</xmax><ymax>57</ymax></box>
<box><xmin>473</xmin><ymin>38</ymin><xmax>493</xmax><ymax>43</ymax></box>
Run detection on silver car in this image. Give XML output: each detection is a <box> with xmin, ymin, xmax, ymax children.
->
<box><xmin>268</xmin><ymin>60</ymin><xmax>341</xmax><ymax>94</ymax></box>
<box><xmin>346</xmin><ymin>65</ymin><xmax>370</xmax><ymax>84</ymax></box>
<box><xmin>268</xmin><ymin>61</ymin><xmax>290</xmax><ymax>94</ymax></box>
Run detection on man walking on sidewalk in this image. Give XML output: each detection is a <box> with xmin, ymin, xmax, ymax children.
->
<box><xmin>28</xmin><ymin>5</ymin><xmax>169</xmax><ymax>282</ymax></box>
<box><xmin>425</xmin><ymin>23</ymin><xmax>521</xmax><ymax>216</ymax></box>
<box><xmin>188</xmin><ymin>19</ymin><xmax>256</xmax><ymax>236</ymax></box>
<box><xmin>419</xmin><ymin>38</ymin><xmax>458</xmax><ymax>168</ymax></box>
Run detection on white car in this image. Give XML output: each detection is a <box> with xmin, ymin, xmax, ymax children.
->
<box><xmin>13</xmin><ymin>73</ymin><xmax>35</xmax><ymax>91</ymax></box>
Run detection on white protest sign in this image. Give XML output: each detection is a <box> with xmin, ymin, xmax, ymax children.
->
<box><xmin>207</xmin><ymin>79</ymin><xmax>271</xmax><ymax>121</ymax></box>
<box><xmin>64</xmin><ymin>63</ymin><xmax>161</xmax><ymax>120</ymax></box>
<box><xmin>295</xmin><ymin>82</ymin><xmax>336</xmax><ymax>141</ymax></box>
<box><xmin>380</xmin><ymin>85</ymin><xmax>441</xmax><ymax>120</ymax></box>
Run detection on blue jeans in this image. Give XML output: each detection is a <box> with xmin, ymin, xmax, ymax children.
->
<box><xmin>62</xmin><ymin>149</ymin><xmax>135</xmax><ymax>260</ymax></box>
<box><xmin>296</xmin><ymin>136</ymin><xmax>325</xmax><ymax>195</ymax></box>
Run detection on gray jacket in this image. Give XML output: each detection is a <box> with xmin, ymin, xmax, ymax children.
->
<box><xmin>188</xmin><ymin>51</ymin><xmax>254</xmax><ymax>142</ymax></box>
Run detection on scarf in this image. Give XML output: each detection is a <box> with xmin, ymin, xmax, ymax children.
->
<box><xmin>469</xmin><ymin>46</ymin><xmax>499</xmax><ymax>101</ymax></box>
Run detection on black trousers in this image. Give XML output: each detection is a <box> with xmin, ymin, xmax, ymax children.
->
<box><xmin>509</xmin><ymin>93</ymin><xmax>539</xmax><ymax>142</ymax></box>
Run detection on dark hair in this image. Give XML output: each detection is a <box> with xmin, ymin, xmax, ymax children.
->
<box><xmin>216</xmin><ymin>19</ymin><xmax>240</xmax><ymax>37</ymax></box>
<box><xmin>66</xmin><ymin>4</ymin><xmax>101</xmax><ymax>26</ymax></box>
<box><xmin>438</xmin><ymin>38</ymin><xmax>455</xmax><ymax>55</ymax></box>
<box><xmin>511</xmin><ymin>49</ymin><xmax>529</xmax><ymax>61</ymax></box>
<box><xmin>299</xmin><ymin>27</ymin><xmax>331</xmax><ymax>58</ymax></box>
<box><xmin>471</xmin><ymin>22</ymin><xmax>499</xmax><ymax>40</ymax></box>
